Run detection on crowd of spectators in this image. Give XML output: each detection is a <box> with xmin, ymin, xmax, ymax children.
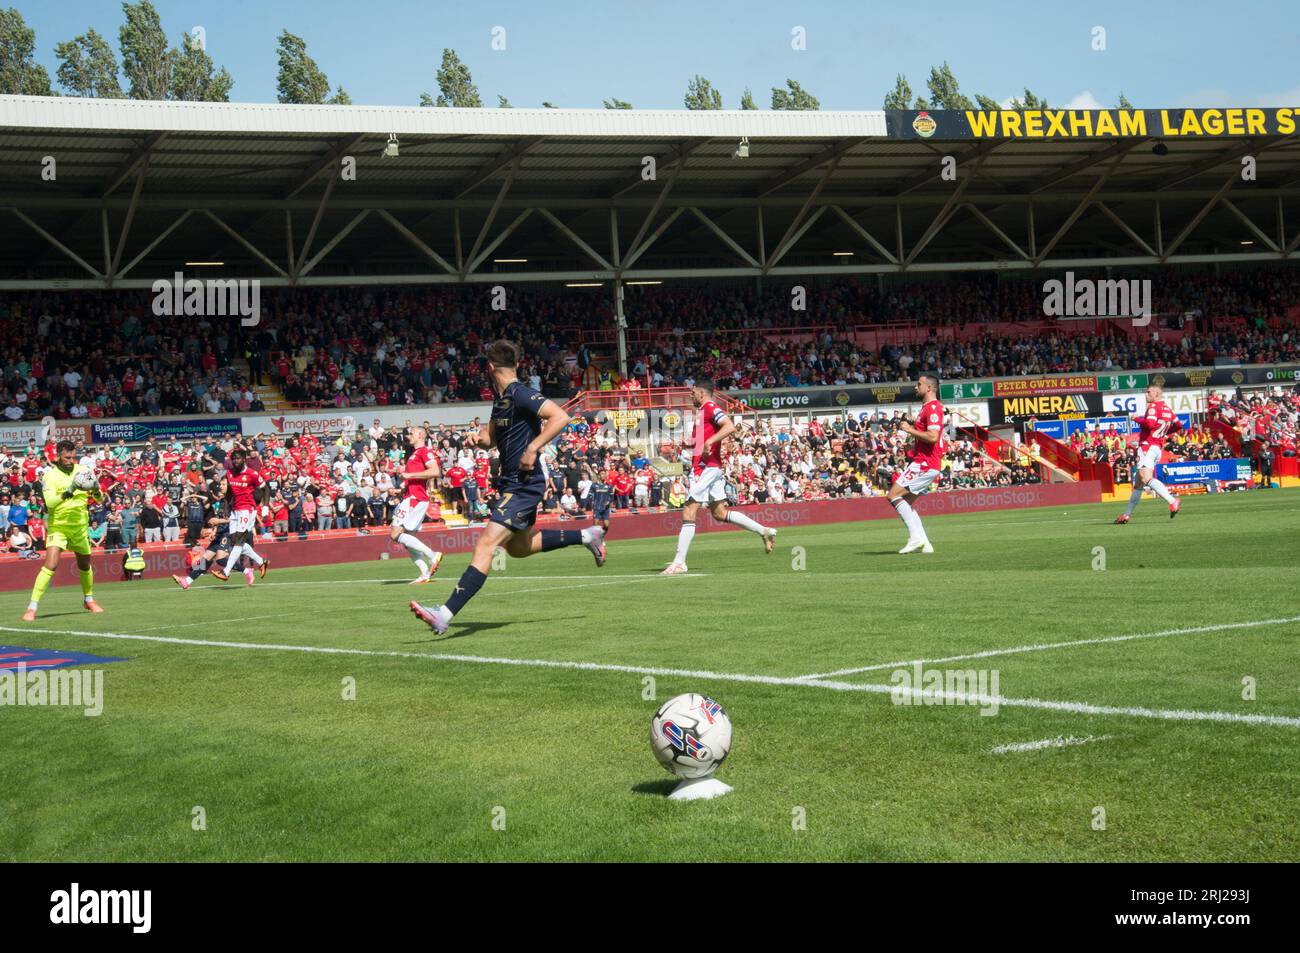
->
<box><xmin>0</xmin><ymin>403</ymin><xmax>1048</xmax><ymax>559</ymax></box>
<box><xmin>2</xmin><ymin>269</ymin><xmax>1298</xmax><ymax>421</ymax></box>
<box><xmin>5</xmin><ymin>383</ymin><xmax>1296</xmax><ymax>560</ymax></box>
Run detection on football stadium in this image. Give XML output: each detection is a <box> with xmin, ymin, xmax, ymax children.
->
<box><xmin>0</xmin><ymin>3</ymin><xmax>1297</xmax><ymax>903</ymax></box>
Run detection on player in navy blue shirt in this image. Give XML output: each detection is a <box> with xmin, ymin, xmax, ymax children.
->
<box><xmin>411</xmin><ymin>340</ymin><xmax>608</xmax><ymax>634</ymax></box>
<box><xmin>590</xmin><ymin>475</ymin><xmax>613</xmax><ymax>532</ymax></box>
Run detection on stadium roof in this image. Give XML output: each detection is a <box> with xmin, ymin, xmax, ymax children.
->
<box><xmin>2</xmin><ymin>96</ymin><xmax>1299</xmax><ymax>289</ymax></box>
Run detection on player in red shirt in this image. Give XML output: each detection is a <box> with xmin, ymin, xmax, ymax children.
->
<box><xmin>663</xmin><ymin>377</ymin><xmax>776</xmax><ymax>575</ymax></box>
<box><xmin>212</xmin><ymin>447</ymin><xmax>269</xmax><ymax>582</ymax></box>
<box><xmin>1116</xmin><ymin>383</ymin><xmax>1183</xmax><ymax>523</ymax></box>
<box><xmin>889</xmin><ymin>373</ymin><xmax>945</xmax><ymax>554</ymax></box>
<box><xmin>389</xmin><ymin>427</ymin><xmax>445</xmax><ymax>584</ymax></box>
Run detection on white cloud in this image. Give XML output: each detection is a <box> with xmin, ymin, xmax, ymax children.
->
<box><xmin>1065</xmin><ymin>90</ymin><xmax>1104</xmax><ymax>110</ymax></box>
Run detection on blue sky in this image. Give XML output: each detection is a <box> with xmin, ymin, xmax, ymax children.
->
<box><xmin>17</xmin><ymin>0</ymin><xmax>1300</xmax><ymax>109</ymax></box>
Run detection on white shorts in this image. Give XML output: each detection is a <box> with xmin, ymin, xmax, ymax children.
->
<box><xmin>895</xmin><ymin>462</ymin><xmax>940</xmax><ymax>496</ymax></box>
<box><xmin>634</xmin><ymin>485</ymin><xmax>650</xmax><ymax>502</ymax></box>
<box><xmin>392</xmin><ymin>498</ymin><xmax>429</xmax><ymax>533</ymax></box>
<box><xmin>1136</xmin><ymin>444</ymin><xmax>1162</xmax><ymax>471</ymax></box>
<box><xmin>229</xmin><ymin>509</ymin><xmax>257</xmax><ymax>534</ymax></box>
<box><xmin>687</xmin><ymin>467</ymin><xmax>727</xmax><ymax>504</ymax></box>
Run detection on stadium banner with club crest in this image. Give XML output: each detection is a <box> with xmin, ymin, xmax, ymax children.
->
<box><xmin>886</xmin><ymin>108</ymin><xmax>1300</xmax><ymax>140</ymax></box>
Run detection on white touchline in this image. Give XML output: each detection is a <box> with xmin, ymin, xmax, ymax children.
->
<box><xmin>2</xmin><ymin>624</ymin><xmax>1299</xmax><ymax>730</ymax></box>
<box><xmin>794</xmin><ymin>615</ymin><xmax>1300</xmax><ymax>681</ymax></box>
<box><xmin>989</xmin><ymin>735</ymin><xmax>1114</xmax><ymax>755</ymax></box>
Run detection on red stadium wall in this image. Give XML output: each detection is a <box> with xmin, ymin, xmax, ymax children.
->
<box><xmin>0</xmin><ymin>482</ymin><xmax>1102</xmax><ymax>593</ymax></box>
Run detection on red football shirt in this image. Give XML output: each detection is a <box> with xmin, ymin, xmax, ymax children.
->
<box><xmin>1136</xmin><ymin>401</ymin><xmax>1180</xmax><ymax>452</ymax></box>
<box><xmin>908</xmin><ymin>399</ymin><xmax>946</xmax><ymax>471</ymax></box>
<box><xmin>403</xmin><ymin>446</ymin><xmax>435</xmax><ymax>502</ymax></box>
<box><xmin>691</xmin><ymin>400</ymin><xmax>728</xmax><ymax>474</ymax></box>
<box><xmin>226</xmin><ymin>466</ymin><xmax>263</xmax><ymax>512</ymax></box>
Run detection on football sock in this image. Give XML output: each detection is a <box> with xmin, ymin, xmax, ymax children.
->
<box><xmin>1147</xmin><ymin>479</ymin><xmax>1176</xmax><ymax>505</ymax></box>
<box><xmin>580</xmin><ymin>526</ymin><xmax>598</xmax><ymax>544</ymax></box>
<box><xmin>397</xmin><ymin>532</ymin><xmax>437</xmax><ymax>565</ymax></box>
<box><xmin>241</xmin><ymin>544</ymin><xmax>264</xmax><ymax>566</ymax></box>
<box><xmin>673</xmin><ymin>521</ymin><xmax>696</xmax><ymax>564</ymax></box>
<box><xmin>189</xmin><ymin>566</ymin><xmax>206</xmax><ymax>581</ymax></box>
<box><xmin>724</xmin><ymin>511</ymin><xmax>766</xmax><ymax>535</ymax></box>
<box><xmin>890</xmin><ymin>499</ymin><xmax>928</xmax><ymax>542</ymax></box>
<box><xmin>1123</xmin><ymin>485</ymin><xmax>1144</xmax><ymax>516</ymax></box>
<box><xmin>79</xmin><ymin>568</ymin><xmax>94</xmax><ymax>600</ymax></box>
<box><xmin>540</xmin><ymin>529</ymin><xmax>582</xmax><ymax>551</ymax></box>
<box><xmin>224</xmin><ymin>549</ymin><xmax>242</xmax><ymax>575</ymax></box>
<box><xmin>445</xmin><ymin>566</ymin><xmax>487</xmax><ymax>617</ymax></box>
<box><xmin>28</xmin><ymin>566</ymin><xmax>54</xmax><ymax>610</ymax></box>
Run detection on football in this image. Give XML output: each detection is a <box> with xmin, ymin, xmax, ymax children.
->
<box><xmin>72</xmin><ymin>467</ymin><xmax>97</xmax><ymax>490</ymax></box>
<box><xmin>650</xmin><ymin>693</ymin><xmax>732</xmax><ymax>779</ymax></box>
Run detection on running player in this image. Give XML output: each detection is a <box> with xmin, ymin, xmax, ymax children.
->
<box><xmin>888</xmin><ymin>373</ymin><xmax>944</xmax><ymax>554</ymax></box>
<box><xmin>1115</xmin><ymin>382</ymin><xmax>1183</xmax><ymax>523</ymax></box>
<box><xmin>410</xmin><ymin>340</ymin><xmax>606</xmax><ymax>634</ymax></box>
<box><xmin>391</xmin><ymin>426</ymin><xmax>444</xmax><ymax>583</ymax></box>
<box><xmin>662</xmin><ymin>377</ymin><xmax>776</xmax><ymax>575</ymax></box>
<box><xmin>211</xmin><ymin>447</ymin><xmax>269</xmax><ymax>581</ymax></box>
<box><xmin>22</xmin><ymin>440</ymin><xmax>104</xmax><ymax>621</ymax></box>
<box><xmin>173</xmin><ymin>519</ymin><xmax>255</xmax><ymax>588</ymax></box>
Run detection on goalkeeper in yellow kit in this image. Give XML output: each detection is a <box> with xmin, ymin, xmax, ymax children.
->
<box><xmin>22</xmin><ymin>439</ymin><xmax>105</xmax><ymax>621</ymax></box>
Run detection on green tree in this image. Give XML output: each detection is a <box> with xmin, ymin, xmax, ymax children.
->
<box><xmin>119</xmin><ymin>0</ymin><xmax>170</xmax><ymax>99</ymax></box>
<box><xmin>771</xmin><ymin>79</ymin><xmax>819</xmax><ymax>110</ymax></box>
<box><xmin>429</xmin><ymin>48</ymin><xmax>481</xmax><ymax>107</ymax></box>
<box><xmin>883</xmin><ymin>73</ymin><xmax>912</xmax><ymax>110</ymax></box>
<box><xmin>1009</xmin><ymin>88</ymin><xmax>1048</xmax><ymax>110</ymax></box>
<box><xmin>603</xmin><ymin>97</ymin><xmax>632</xmax><ymax>109</ymax></box>
<box><xmin>684</xmin><ymin>74</ymin><xmax>722</xmax><ymax>110</ymax></box>
<box><xmin>497</xmin><ymin>94</ymin><xmax>511</xmax><ymax>108</ymax></box>
<box><xmin>169</xmin><ymin>31</ymin><xmax>231</xmax><ymax>101</ymax></box>
<box><xmin>740</xmin><ymin>87</ymin><xmax>756</xmax><ymax>110</ymax></box>
<box><xmin>541</xmin><ymin>100</ymin><xmax>556</xmax><ymax>108</ymax></box>
<box><xmin>913</xmin><ymin>96</ymin><xmax>930</xmax><ymax>109</ymax></box>
<box><xmin>276</xmin><ymin>30</ymin><xmax>332</xmax><ymax>104</ymax></box>
<box><xmin>1117</xmin><ymin>92</ymin><xmax>1134</xmax><ymax>109</ymax></box>
<box><xmin>328</xmin><ymin>86</ymin><xmax>350</xmax><ymax>105</ymax></box>
<box><xmin>926</xmin><ymin>61</ymin><xmax>972</xmax><ymax>110</ymax></box>
<box><xmin>0</xmin><ymin>7</ymin><xmax>52</xmax><ymax>94</ymax></box>
<box><xmin>54</xmin><ymin>28</ymin><xmax>123</xmax><ymax>98</ymax></box>
<box><xmin>974</xmin><ymin>93</ymin><xmax>1000</xmax><ymax>110</ymax></box>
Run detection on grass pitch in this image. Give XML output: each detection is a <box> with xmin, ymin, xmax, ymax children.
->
<box><xmin>2</xmin><ymin>489</ymin><xmax>1298</xmax><ymax>861</ymax></box>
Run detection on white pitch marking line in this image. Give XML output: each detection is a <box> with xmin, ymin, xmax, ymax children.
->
<box><xmin>794</xmin><ymin>615</ymin><xmax>1300</xmax><ymax>681</ymax></box>
<box><xmin>2</xmin><ymin>625</ymin><xmax>1300</xmax><ymax>730</ymax></box>
<box><xmin>989</xmin><ymin>735</ymin><xmax>1114</xmax><ymax>755</ymax></box>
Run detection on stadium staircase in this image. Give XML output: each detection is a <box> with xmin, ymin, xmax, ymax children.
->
<box><xmin>949</xmin><ymin>406</ymin><xmax>1088</xmax><ymax>486</ymax></box>
<box><xmin>232</xmin><ymin>357</ymin><xmax>292</xmax><ymax>411</ymax></box>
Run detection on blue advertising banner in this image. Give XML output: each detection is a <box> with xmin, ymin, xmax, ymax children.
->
<box><xmin>1030</xmin><ymin>414</ymin><xmax>1192</xmax><ymax>440</ymax></box>
<box><xmin>1156</xmin><ymin>458</ymin><xmax>1252</xmax><ymax>485</ymax></box>
<box><xmin>90</xmin><ymin>417</ymin><xmax>242</xmax><ymax>444</ymax></box>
